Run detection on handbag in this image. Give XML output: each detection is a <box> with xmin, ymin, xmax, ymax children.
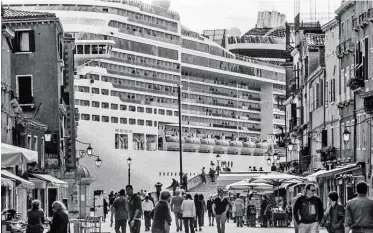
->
<box><xmin>176</xmin><ymin>211</ymin><xmax>183</xmax><ymax>219</ymax></box>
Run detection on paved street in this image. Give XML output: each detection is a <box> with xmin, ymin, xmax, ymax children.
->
<box><xmin>99</xmin><ymin>213</ymin><xmax>328</xmax><ymax>233</ymax></box>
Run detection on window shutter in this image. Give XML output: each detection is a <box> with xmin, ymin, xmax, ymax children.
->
<box><xmin>11</xmin><ymin>32</ymin><xmax>19</xmax><ymax>53</ymax></box>
<box><xmin>29</xmin><ymin>30</ymin><xmax>35</xmax><ymax>52</ymax></box>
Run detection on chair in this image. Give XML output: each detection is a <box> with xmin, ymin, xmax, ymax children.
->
<box><xmin>80</xmin><ymin>216</ymin><xmax>101</xmax><ymax>233</ymax></box>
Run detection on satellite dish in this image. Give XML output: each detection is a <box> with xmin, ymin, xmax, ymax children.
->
<box><xmin>229</xmin><ymin>27</ymin><xmax>241</xmax><ymax>37</ymax></box>
<box><xmin>151</xmin><ymin>0</ymin><xmax>170</xmax><ymax>9</ymax></box>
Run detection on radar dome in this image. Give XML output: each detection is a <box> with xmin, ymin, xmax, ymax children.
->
<box><xmin>229</xmin><ymin>27</ymin><xmax>241</xmax><ymax>37</ymax></box>
<box><xmin>152</xmin><ymin>0</ymin><xmax>170</xmax><ymax>9</ymax></box>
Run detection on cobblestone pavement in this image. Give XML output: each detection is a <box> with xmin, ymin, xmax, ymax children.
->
<box><xmin>100</xmin><ymin>214</ymin><xmax>328</xmax><ymax>233</ymax></box>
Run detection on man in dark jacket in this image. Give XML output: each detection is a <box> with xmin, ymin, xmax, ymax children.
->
<box><xmin>126</xmin><ymin>185</ymin><xmax>142</xmax><ymax>233</ymax></box>
<box><xmin>293</xmin><ymin>184</ymin><xmax>323</xmax><ymax>233</ymax></box>
<box><xmin>324</xmin><ymin>191</ymin><xmax>344</xmax><ymax>233</ymax></box>
<box><xmin>151</xmin><ymin>190</ymin><xmax>172</xmax><ymax>233</ymax></box>
<box><xmin>111</xmin><ymin>189</ymin><xmax>129</xmax><ymax>233</ymax></box>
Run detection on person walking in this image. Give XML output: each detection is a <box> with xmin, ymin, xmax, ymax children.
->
<box><xmin>344</xmin><ymin>181</ymin><xmax>373</xmax><ymax>233</ymax></box>
<box><xmin>199</xmin><ymin>194</ymin><xmax>206</xmax><ymax>227</ymax></box>
<box><xmin>26</xmin><ymin>200</ymin><xmax>45</xmax><ymax>233</ymax></box>
<box><xmin>126</xmin><ymin>185</ymin><xmax>143</xmax><ymax>233</ymax></box>
<box><xmin>212</xmin><ymin>190</ymin><xmax>229</xmax><ymax>233</ymax></box>
<box><xmin>293</xmin><ymin>184</ymin><xmax>324</xmax><ymax>233</ymax></box>
<box><xmin>292</xmin><ymin>193</ymin><xmax>304</xmax><ymax>233</ymax></box>
<box><xmin>50</xmin><ymin>201</ymin><xmax>69</xmax><ymax>233</ymax></box>
<box><xmin>170</xmin><ymin>191</ymin><xmax>183</xmax><ymax>232</ymax></box>
<box><xmin>260</xmin><ymin>195</ymin><xmax>268</xmax><ymax>227</ymax></box>
<box><xmin>148</xmin><ymin>193</ymin><xmax>155</xmax><ymax>206</ymax></box>
<box><xmin>143</xmin><ymin>196</ymin><xmax>154</xmax><ymax>231</ymax></box>
<box><xmin>206</xmin><ymin>195</ymin><xmax>215</xmax><ymax>226</ymax></box>
<box><xmin>201</xmin><ymin>167</ymin><xmax>207</xmax><ymax>183</ymax></box>
<box><xmin>170</xmin><ymin>179</ymin><xmax>179</xmax><ymax>196</ymax></box>
<box><xmin>182</xmin><ymin>174</ymin><xmax>188</xmax><ymax>192</ymax></box>
<box><xmin>323</xmin><ymin>191</ymin><xmax>344</xmax><ymax>233</ymax></box>
<box><xmin>111</xmin><ymin>189</ymin><xmax>129</xmax><ymax>233</ymax></box>
<box><xmin>150</xmin><ymin>190</ymin><xmax>172</xmax><ymax>233</ymax></box>
<box><xmin>103</xmin><ymin>198</ymin><xmax>109</xmax><ymax>222</ymax></box>
<box><xmin>234</xmin><ymin>195</ymin><xmax>244</xmax><ymax>227</ymax></box>
<box><xmin>181</xmin><ymin>194</ymin><xmax>196</xmax><ymax>233</ymax></box>
<box><xmin>246</xmin><ymin>193</ymin><xmax>256</xmax><ymax>227</ymax></box>
<box><xmin>194</xmin><ymin>194</ymin><xmax>203</xmax><ymax>231</ymax></box>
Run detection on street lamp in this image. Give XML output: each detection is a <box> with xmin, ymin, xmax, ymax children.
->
<box><xmin>95</xmin><ymin>157</ymin><xmax>102</xmax><ymax>167</ymax></box>
<box><xmin>216</xmin><ymin>154</ymin><xmax>221</xmax><ymax>165</ymax></box>
<box><xmin>127</xmin><ymin>157</ymin><xmax>132</xmax><ymax>185</ymax></box>
<box><xmin>343</xmin><ymin>127</ymin><xmax>351</xmax><ymax>144</ymax></box>
<box><xmin>44</xmin><ymin>129</ymin><xmax>51</xmax><ymax>142</ymax></box>
<box><xmin>87</xmin><ymin>145</ymin><xmax>93</xmax><ymax>156</ymax></box>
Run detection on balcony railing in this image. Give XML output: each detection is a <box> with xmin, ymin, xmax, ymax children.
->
<box><xmin>369</xmin><ymin>8</ymin><xmax>373</xmax><ymax>22</ymax></box>
<box><xmin>359</xmin><ymin>12</ymin><xmax>368</xmax><ymax>27</ymax></box>
<box><xmin>352</xmin><ymin>18</ymin><xmax>359</xmax><ymax>31</ymax></box>
<box><xmin>109</xmin><ymin>57</ymin><xmax>180</xmax><ymax>73</ymax></box>
<box><xmin>118</xmin><ymin>28</ymin><xmax>181</xmax><ymax>45</ymax></box>
<box><xmin>113</xmin><ymin>84</ymin><xmax>177</xmax><ymax>97</ymax></box>
<box><xmin>18</xmin><ymin>96</ymin><xmax>34</xmax><ymax>105</ymax></box>
<box><xmin>127</xmin><ymin>17</ymin><xmax>178</xmax><ymax>33</ymax></box>
<box><xmin>183</xmin><ymin>86</ymin><xmax>261</xmax><ymax>101</ymax></box>
<box><xmin>184</xmin><ymin>98</ymin><xmax>261</xmax><ymax>111</ymax></box>
<box><xmin>106</xmin><ymin>68</ymin><xmax>180</xmax><ymax>84</ymax></box>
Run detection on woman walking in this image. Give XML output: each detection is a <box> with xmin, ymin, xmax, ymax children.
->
<box><xmin>50</xmin><ymin>201</ymin><xmax>69</xmax><ymax>233</ymax></box>
<box><xmin>181</xmin><ymin>194</ymin><xmax>196</xmax><ymax>233</ymax></box>
<box><xmin>151</xmin><ymin>190</ymin><xmax>172</xmax><ymax>233</ymax></box>
<box><xmin>26</xmin><ymin>200</ymin><xmax>45</xmax><ymax>233</ymax></box>
<box><xmin>234</xmin><ymin>195</ymin><xmax>244</xmax><ymax>227</ymax></box>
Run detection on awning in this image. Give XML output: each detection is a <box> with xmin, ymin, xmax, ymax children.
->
<box><xmin>1</xmin><ymin>143</ymin><xmax>38</xmax><ymax>167</ymax></box>
<box><xmin>1</xmin><ymin>170</ymin><xmax>35</xmax><ymax>189</ymax></box>
<box><xmin>306</xmin><ymin>169</ymin><xmax>330</xmax><ymax>182</ymax></box>
<box><xmin>30</xmin><ymin>173</ymin><xmax>68</xmax><ymax>188</ymax></box>
<box><xmin>310</xmin><ymin>164</ymin><xmax>362</xmax><ymax>181</ymax></box>
<box><xmin>1</xmin><ymin>177</ymin><xmax>14</xmax><ymax>188</ymax></box>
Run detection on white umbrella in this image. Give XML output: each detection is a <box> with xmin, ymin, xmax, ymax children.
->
<box><xmin>226</xmin><ymin>179</ymin><xmax>272</xmax><ymax>191</ymax></box>
<box><xmin>251</xmin><ymin>172</ymin><xmax>306</xmax><ymax>186</ymax></box>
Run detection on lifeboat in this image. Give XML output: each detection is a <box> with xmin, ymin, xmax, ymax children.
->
<box><xmin>213</xmin><ymin>139</ymin><xmax>229</xmax><ymax>154</ymax></box>
<box><xmin>227</xmin><ymin>140</ymin><xmax>243</xmax><ymax>155</ymax></box>
<box><xmin>199</xmin><ymin>138</ymin><xmax>215</xmax><ymax>153</ymax></box>
<box><xmin>165</xmin><ymin>135</ymin><xmax>185</xmax><ymax>151</ymax></box>
<box><xmin>241</xmin><ymin>141</ymin><xmax>256</xmax><ymax>155</ymax></box>
<box><xmin>254</xmin><ymin>142</ymin><xmax>269</xmax><ymax>155</ymax></box>
<box><xmin>183</xmin><ymin>136</ymin><xmax>201</xmax><ymax>152</ymax></box>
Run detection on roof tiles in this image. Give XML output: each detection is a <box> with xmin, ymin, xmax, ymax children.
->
<box><xmin>2</xmin><ymin>8</ymin><xmax>55</xmax><ymax>19</ymax></box>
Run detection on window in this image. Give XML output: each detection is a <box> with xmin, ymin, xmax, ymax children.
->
<box><xmin>13</xmin><ymin>30</ymin><xmax>35</xmax><ymax>52</ymax></box>
<box><xmin>92</xmin><ymin>88</ymin><xmax>99</xmax><ymax>94</ymax></box>
<box><xmin>27</xmin><ymin>135</ymin><xmax>32</xmax><ymax>149</ymax></box>
<box><xmin>159</xmin><ymin>109</ymin><xmax>165</xmax><ymax>115</ymax></box>
<box><xmin>120</xmin><ymin>105</ymin><xmax>127</xmax><ymax>111</ymax></box>
<box><xmin>92</xmin><ymin>101</ymin><xmax>100</xmax><ymax>108</ymax></box>
<box><xmin>111</xmin><ymin>104</ymin><xmax>118</xmax><ymax>110</ymax></box>
<box><xmin>137</xmin><ymin>107</ymin><xmax>144</xmax><ymax>113</ymax></box>
<box><xmin>102</xmin><ymin>116</ymin><xmax>109</xmax><ymax>122</ymax></box>
<box><xmin>129</xmin><ymin>106</ymin><xmax>136</xmax><ymax>112</ymax></box>
<box><xmin>92</xmin><ymin>115</ymin><xmax>100</xmax><ymax>121</ymax></box>
<box><xmin>16</xmin><ymin>75</ymin><xmax>33</xmax><ymax>105</ymax></box>
<box><xmin>154</xmin><ymin>121</ymin><xmax>157</xmax><ymax>127</ymax></box>
<box><xmin>166</xmin><ymin>110</ymin><xmax>172</xmax><ymax>116</ymax></box>
<box><xmin>120</xmin><ymin>118</ymin><xmax>127</xmax><ymax>124</ymax></box>
<box><xmin>81</xmin><ymin>114</ymin><xmax>90</xmax><ymax>120</ymax></box>
<box><xmin>80</xmin><ymin>100</ymin><xmax>90</xmax><ymax>106</ymax></box>
<box><xmin>146</xmin><ymin>108</ymin><xmax>152</xmax><ymax>114</ymax></box>
<box><xmin>102</xmin><ymin>102</ymin><xmax>109</xmax><ymax>109</ymax></box>
<box><xmin>174</xmin><ymin>111</ymin><xmax>178</xmax><ymax>116</ymax></box>
<box><xmin>146</xmin><ymin>120</ymin><xmax>152</xmax><ymax>126</ymax></box>
<box><xmin>101</xmin><ymin>89</ymin><xmax>109</xmax><ymax>95</ymax></box>
<box><xmin>138</xmin><ymin>119</ymin><xmax>144</xmax><ymax>125</ymax></box>
<box><xmin>111</xmin><ymin>117</ymin><xmax>118</xmax><ymax>123</ymax></box>
<box><xmin>129</xmin><ymin>118</ymin><xmax>136</xmax><ymax>125</ymax></box>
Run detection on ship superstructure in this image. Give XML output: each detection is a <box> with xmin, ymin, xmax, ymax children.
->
<box><xmin>7</xmin><ymin>0</ymin><xmax>286</xmax><ymax>191</ymax></box>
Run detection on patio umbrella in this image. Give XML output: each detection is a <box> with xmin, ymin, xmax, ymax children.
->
<box><xmin>225</xmin><ymin>180</ymin><xmax>272</xmax><ymax>191</ymax></box>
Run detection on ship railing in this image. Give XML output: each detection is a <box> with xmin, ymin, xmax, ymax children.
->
<box><xmin>127</xmin><ymin>17</ymin><xmax>178</xmax><ymax>33</ymax></box>
<box><xmin>234</xmin><ymin>54</ymin><xmax>283</xmax><ymax>68</ymax></box>
<box><xmin>109</xmin><ymin>57</ymin><xmax>180</xmax><ymax>72</ymax></box>
<box><xmin>112</xmin><ymin>83</ymin><xmax>177</xmax><ymax>97</ymax></box>
<box><xmin>183</xmin><ymin>75</ymin><xmax>261</xmax><ymax>92</ymax></box>
<box><xmin>183</xmin><ymin>86</ymin><xmax>261</xmax><ymax>101</ymax></box>
<box><xmin>118</xmin><ymin>28</ymin><xmax>181</xmax><ymax>45</ymax></box>
<box><xmin>118</xmin><ymin>97</ymin><xmax>178</xmax><ymax>109</ymax></box>
<box><xmin>183</xmin><ymin>98</ymin><xmax>261</xmax><ymax>111</ymax></box>
<box><xmin>106</xmin><ymin>68</ymin><xmax>180</xmax><ymax>84</ymax></box>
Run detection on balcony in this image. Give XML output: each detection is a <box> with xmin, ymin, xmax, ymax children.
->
<box><xmin>106</xmin><ymin>68</ymin><xmax>180</xmax><ymax>85</ymax></box>
<box><xmin>110</xmin><ymin>57</ymin><xmax>180</xmax><ymax>73</ymax></box>
<box><xmin>352</xmin><ymin>18</ymin><xmax>359</xmax><ymax>31</ymax></box>
<box><xmin>127</xmin><ymin>17</ymin><xmax>178</xmax><ymax>33</ymax></box>
<box><xmin>118</xmin><ymin>28</ymin><xmax>181</xmax><ymax>45</ymax></box>
<box><xmin>112</xmin><ymin>83</ymin><xmax>177</xmax><ymax>97</ymax></box>
<box><xmin>18</xmin><ymin>96</ymin><xmax>34</xmax><ymax>105</ymax></box>
<box><xmin>344</xmin><ymin>39</ymin><xmax>354</xmax><ymax>53</ymax></box>
<box><xmin>336</xmin><ymin>44</ymin><xmax>344</xmax><ymax>58</ymax></box>
<box><xmin>347</xmin><ymin>77</ymin><xmax>365</xmax><ymax>92</ymax></box>
<box><xmin>359</xmin><ymin>12</ymin><xmax>368</xmax><ymax>28</ymax></box>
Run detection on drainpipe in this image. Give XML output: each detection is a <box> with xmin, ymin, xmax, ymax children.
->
<box><xmin>353</xmin><ymin>92</ymin><xmax>357</xmax><ymax>163</ymax></box>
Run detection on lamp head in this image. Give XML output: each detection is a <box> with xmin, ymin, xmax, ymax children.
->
<box><xmin>44</xmin><ymin>129</ymin><xmax>51</xmax><ymax>142</ymax></box>
<box><xmin>87</xmin><ymin>145</ymin><xmax>93</xmax><ymax>156</ymax></box>
<box><xmin>266</xmin><ymin>157</ymin><xmax>271</xmax><ymax>166</ymax></box>
<box><xmin>343</xmin><ymin>127</ymin><xmax>351</xmax><ymax>144</ymax></box>
<box><xmin>127</xmin><ymin>157</ymin><xmax>132</xmax><ymax>165</ymax></box>
<box><xmin>95</xmin><ymin>157</ymin><xmax>102</xmax><ymax>167</ymax></box>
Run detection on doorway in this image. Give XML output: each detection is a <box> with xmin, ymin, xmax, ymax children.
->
<box><xmin>48</xmin><ymin>188</ymin><xmax>58</xmax><ymax>217</ymax></box>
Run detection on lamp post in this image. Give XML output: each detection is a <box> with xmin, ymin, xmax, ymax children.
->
<box><xmin>265</xmin><ymin>152</ymin><xmax>280</xmax><ymax>171</ymax></box>
<box><xmin>343</xmin><ymin>127</ymin><xmax>351</xmax><ymax>144</ymax></box>
<box><xmin>177</xmin><ymin>83</ymin><xmax>183</xmax><ymax>185</ymax></box>
<box><xmin>44</xmin><ymin>129</ymin><xmax>51</xmax><ymax>142</ymax></box>
<box><xmin>127</xmin><ymin>157</ymin><xmax>132</xmax><ymax>185</ymax></box>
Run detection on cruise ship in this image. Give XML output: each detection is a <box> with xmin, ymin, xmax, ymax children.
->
<box><xmin>7</xmin><ymin>1</ymin><xmax>287</xmax><ymax>191</ymax></box>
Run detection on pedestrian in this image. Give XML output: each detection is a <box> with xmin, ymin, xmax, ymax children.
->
<box><xmin>50</xmin><ymin>201</ymin><xmax>69</xmax><ymax>233</ymax></box>
<box><xmin>212</xmin><ymin>190</ymin><xmax>229</xmax><ymax>233</ymax></box>
<box><xmin>126</xmin><ymin>185</ymin><xmax>142</xmax><ymax>233</ymax></box>
<box><xmin>198</xmin><ymin>194</ymin><xmax>206</xmax><ymax>227</ymax></box>
<box><xmin>344</xmin><ymin>181</ymin><xmax>373</xmax><ymax>233</ymax></box>
<box><xmin>170</xmin><ymin>178</ymin><xmax>179</xmax><ymax>196</ymax></box>
<box><xmin>227</xmin><ymin>198</ymin><xmax>233</xmax><ymax>223</ymax></box>
<box><xmin>209</xmin><ymin>168</ymin><xmax>215</xmax><ymax>183</ymax></box>
<box><xmin>170</xmin><ymin>191</ymin><xmax>183</xmax><ymax>232</ymax></box>
<box><xmin>206</xmin><ymin>195</ymin><xmax>215</xmax><ymax>226</ymax></box>
<box><xmin>181</xmin><ymin>194</ymin><xmax>196</xmax><ymax>233</ymax></box>
<box><xmin>26</xmin><ymin>200</ymin><xmax>45</xmax><ymax>233</ymax></box>
<box><xmin>103</xmin><ymin>198</ymin><xmax>109</xmax><ymax>222</ymax></box>
<box><xmin>142</xmin><ymin>196</ymin><xmax>154</xmax><ymax>231</ymax></box>
<box><xmin>260</xmin><ymin>195</ymin><xmax>268</xmax><ymax>227</ymax></box>
<box><xmin>293</xmin><ymin>184</ymin><xmax>323</xmax><ymax>233</ymax></box>
<box><xmin>182</xmin><ymin>174</ymin><xmax>188</xmax><ymax>192</ymax></box>
<box><xmin>148</xmin><ymin>193</ymin><xmax>155</xmax><ymax>206</ymax></box>
<box><xmin>246</xmin><ymin>193</ymin><xmax>256</xmax><ymax>227</ymax></box>
<box><xmin>292</xmin><ymin>193</ymin><xmax>304</xmax><ymax>233</ymax></box>
<box><xmin>111</xmin><ymin>189</ymin><xmax>129</xmax><ymax>233</ymax></box>
<box><xmin>323</xmin><ymin>191</ymin><xmax>344</xmax><ymax>233</ymax></box>
<box><xmin>109</xmin><ymin>191</ymin><xmax>115</xmax><ymax>205</ymax></box>
<box><xmin>110</xmin><ymin>192</ymin><xmax>117</xmax><ymax>207</ymax></box>
<box><xmin>234</xmin><ymin>195</ymin><xmax>244</xmax><ymax>227</ymax></box>
<box><xmin>194</xmin><ymin>194</ymin><xmax>203</xmax><ymax>231</ymax></box>
<box><xmin>150</xmin><ymin>190</ymin><xmax>172</xmax><ymax>233</ymax></box>
<box><xmin>286</xmin><ymin>202</ymin><xmax>293</xmax><ymax>227</ymax></box>
<box><xmin>201</xmin><ymin>167</ymin><xmax>206</xmax><ymax>183</ymax></box>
